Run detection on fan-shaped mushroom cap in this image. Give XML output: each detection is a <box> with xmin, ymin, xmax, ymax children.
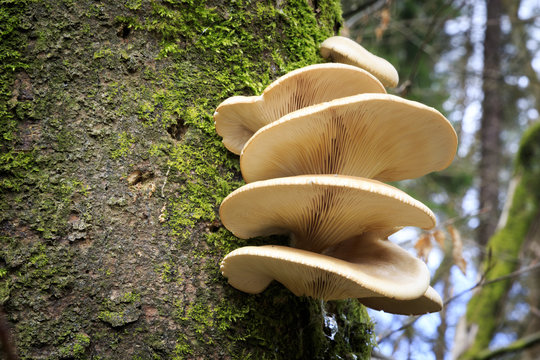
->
<box><xmin>220</xmin><ymin>241</ymin><xmax>430</xmax><ymax>301</ymax></box>
<box><xmin>321</xmin><ymin>232</ymin><xmax>442</xmax><ymax>314</ymax></box>
<box><xmin>359</xmin><ymin>286</ymin><xmax>443</xmax><ymax>315</ymax></box>
<box><xmin>320</xmin><ymin>36</ymin><xmax>399</xmax><ymax>87</ymax></box>
<box><xmin>214</xmin><ymin>63</ymin><xmax>386</xmax><ymax>154</ymax></box>
<box><xmin>219</xmin><ymin>175</ymin><xmax>435</xmax><ymax>253</ymax></box>
<box><xmin>240</xmin><ymin>93</ymin><xmax>457</xmax><ymax>183</ymax></box>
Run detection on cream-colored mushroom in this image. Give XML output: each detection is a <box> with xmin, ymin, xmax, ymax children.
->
<box><xmin>214</xmin><ymin>63</ymin><xmax>386</xmax><ymax>154</ymax></box>
<box><xmin>320</xmin><ymin>36</ymin><xmax>399</xmax><ymax>87</ymax></box>
<box><xmin>359</xmin><ymin>286</ymin><xmax>443</xmax><ymax>315</ymax></box>
<box><xmin>321</xmin><ymin>232</ymin><xmax>443</xmax><ymax>314</ymax></box>
<box><xmin>219</xmin><ymin>175</ymin><xmax>435</xmax><ymax>253</ymax></box>
<box><xmin>220</xmin><ymin>239</ymin><xmax>430</xmax><ymax>302</ymax></box>
<box><xmin>240</xmin><ymin>93</ymin><xmax>457</xmax><ymax>183</ymax></box>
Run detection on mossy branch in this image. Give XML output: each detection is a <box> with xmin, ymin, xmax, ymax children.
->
<box><xmin>378</xmin><ymin>235</ymin><xmax>540</xmax><ymax>344</ymax></box>
<box><xmin>459</xmin><ymin>122</ymin><xmax>540</xmax><ymax>359</ymax></box>
<box><xmin>473</xmin><ymin>331</ymin><xmax>540</xmax><ymax>360</ymax></box>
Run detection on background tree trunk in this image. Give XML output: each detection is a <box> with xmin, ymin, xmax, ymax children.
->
<box><xmin>478</xmin><ymin>0</ymin><xmax>503</xmax><ymax>248</ymax></box>
<box><xmin>457</xmin><ymin>122</ymin><xmax>540</xmax><ymax>359</ymax></box>
<box><xmin>0</xmin><ymin>1</ymin><xmax>375</xmax><ymax>359</ymax></box>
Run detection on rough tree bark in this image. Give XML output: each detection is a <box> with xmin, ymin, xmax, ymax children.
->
<box><xmin>0</xmin><ymin>1</ymin><xmax>374</xmax><ymax>359</ymax></box>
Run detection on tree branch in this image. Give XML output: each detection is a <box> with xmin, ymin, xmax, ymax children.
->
<box><xmin>444</xmin><ymin>260</ymin><xmax>540</xmax><ymax>306</ymax></box>
<box><xmin>473</xmin><ymin>331</ymin><xmax>540</xmax><ymax>360</ymax></box>
<box><xmin>377</xmin><ymin>259</ymin><xmax>540</xmax><ymax>343</ymax></box>
<box><xmin>343</xmin><ymin>0</ymin><xmax>387</xmax><ymax>28</ymax></box>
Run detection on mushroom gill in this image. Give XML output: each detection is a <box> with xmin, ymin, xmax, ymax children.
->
<box><xmin>240</xmin><ymin>93</ymin><xmax>457</xmax><ymax>183</ymax></box>
<box><xmin>213</xmin><ymin>36</ymin><xmax>455</xmax><ymax>315</ymax></box>
<box><xmin>221</xmin><ymin>235</ymin><xmax>430</xmax><ymax>301</ymax></box>
<box><xmin>214</xmin><ymin>63</ymin><xmax>386</xmax><ymax>154</ymax></box>
<box><xmin>219</xmin><ymin>175</ymin><xmax>435</xmax><ymax>253</ymax></box>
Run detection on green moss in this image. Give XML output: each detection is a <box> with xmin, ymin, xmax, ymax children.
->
<box><xmin>121</xmin><ymin>0</ymin><xmax>372</xmax><ymax>357</ymax></box>
<box><xmin>1</xmin><ymin>236</ymin><xmax>88</xmax><ymax>358</ymax></box>
<box><xmin>171</xmin><ymin>283</ymin><xmax>374</xmax><ymax>359</ymax></box>
<box><xmin>517</xmin><ymin>121</ymin><xmax>540</xmax><ymax>194</ymax></box>
<box><xmin>137</xmin><ymin>0</ymin><xmax>341</xmax><ymax>246</ymax></box>
<box><xmin>121</xmin><ymin>291</ymin><xmax>141</xmax><ymax>303</ymax></box>
<box><xmin>463</xmin><ymin>122</ymin><xmax>540</xmax><ymax>359</ymax></box>
<box><xmin>157</xmin><ymin>261</ymin><xmax>177</xmax><ymax>283</ymax></box>
<box><xmin>97</xmin><ymin>291</ymin><xmax>143</xmax><ymax>328</ymax></box>
<box><xmin>0</xmin><ymin>0</ymin><xmax>89</xmax><ymax>240</ymax></box>
<box><xmin>111</xmin><ymin>131</ymin><xmax>136</xmax><ymax>159</ymax></box>
<box><xmin>0</xmin><ymin>238</ymin><xmax>74</xmax><ymax>299</ymax></box>
<box><xmin>93</xmin><ymin>47</ymin><xmax>115</xmax><ymax>60</ymax></box>
<box><xmin>173</xmin><ymin>333</ymin><xmax>194</xmax><ymax>359</ymax></box>
<box><xmin>0</xmin><ymin>0</ymin><xmax>35</xmax><ymax>193</ymax></box>
<box><xmin>2</xmin><ymin>0</ymin><xmax>373</xmax><ymax>357</ymax></box>
<box><xmin>58</xmin><ymin>332</ymin><xmax>91</xmax><ymax>359</ymax></box>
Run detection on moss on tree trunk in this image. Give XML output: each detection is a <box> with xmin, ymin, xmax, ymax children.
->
<box><xmin>0</xmin><ymin>0</ymin><xmax>375</xmax><ymax>359</ymax></box>
<box><xmin>459</xmin><ymin>122</ymin><xmax>540</xmax><ymax>359</ymax></box>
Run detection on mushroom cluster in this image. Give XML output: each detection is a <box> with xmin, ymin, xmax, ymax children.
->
<box><xmin>213</xmin><ymin>36</ymin><xmax>457</xmax><ymax>315</ymax></box>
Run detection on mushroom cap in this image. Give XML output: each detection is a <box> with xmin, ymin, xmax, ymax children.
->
<box><xmin>320</xmin><ymin>36</ymin><xmax>399</xmax><ymax>87</ymax></box>
<box><xmin>214</xmin><ymin>63</ymin><xmax>386</xmax><ymax>154</ymax></box>
<box><xmin>240</xmin><ymin>93</ymin><xmax>457</xmax><ymax>183</ymax></box>
<box><xmin>322</xmin><ymin>232</ymin><xmax>442</xmax><ymax>314</ymax></box>
<box><xmin>220</xmin><ymin>241</ymin><xmax>430</xmax><ymax>301</ymax></box>
<box><xmin>359</xmin><ymin>286</ymin><xmax>443</xmax><ymax>315</ymax></box>
<box><xmin>219</xmin><ymin>175</ymin><xmax>436</xmax><ymax>253</ymax></box>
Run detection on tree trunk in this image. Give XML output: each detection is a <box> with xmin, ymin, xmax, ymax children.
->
<box><xmin>522</xmin><ymin>212</ymin><xmax>540</xmax><ymax>360</ymax></box>
<box><xmin>457</xmin><ymin>122</ymin><xmax>540</xmax><ymax>359</ymax></box>
<box><xmin>0</xmin><ymin>1</ymin><xmax>375</xmax><ymax>359</ymax></box>
<box><xmin>478</xmin><ymin>0</ymin><xmax>503</xmax><ymax>248</ymax></box>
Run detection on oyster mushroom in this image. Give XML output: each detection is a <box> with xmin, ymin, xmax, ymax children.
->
<box><xmin>320</xmin><ymin>35</ymin><xmax>399</xmax><ymax>87</ymax></box>
<box><xmin>219</xmin><ymin>175</ymin><xmax>435</xmax><ymax>253</ymax></box>
<box><xmin>322</xmin><ymin>232</ymin><xmax>443</xmax><ymax>314</ymax></box>
<box><xmin>214</xmin><ymin>63</ymin><xmax>386</xmax><ymax>154</ymax></box>
<box><xmin>221</xmin><ymin>237</ymin><xmax>430</xmax><ymax>302</ymax></box>
<box><xmin>359</xmin><ymin>286</ymin><xmax>443</xmax><ymax>315</ymax></box>
<box><xmin>240</xmin><ymin>93</ymin><xmax>457</xmax><ymax>183</ymax></box>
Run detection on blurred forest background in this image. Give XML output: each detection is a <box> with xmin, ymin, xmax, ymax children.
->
<box><xmin>341</xmin><ymin>0</ymin><xmax>540</xmax><ymax>359</ymax></box>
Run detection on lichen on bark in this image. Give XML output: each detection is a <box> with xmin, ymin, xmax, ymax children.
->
<box><xmin>1</xmin><ymin>0</ymin><xmax>375</xmax><ymax>359</ymax></box>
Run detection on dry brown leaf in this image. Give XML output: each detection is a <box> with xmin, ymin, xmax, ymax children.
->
<box><xmin>375</xmin><ymin>27</ymin><xmax>384</xmax><ymax>41</ymax></box>
<box><xmin>447</xmin><ymin>225</ymin><xmax>467</xmax><ymax>275</ymax></box>
<box><xmin>433</xmin><ymin>229</ymin><xmax>446</xmax><ymax>247</ymax></box>
<box><xmin>381</xmin><ymin>7</ymin><xmax>391</xmax><ymax>28</ymax></box>
<box><xmin>375</xmin><ymin>8</ymin><xmax>391</xmax><ymax>41</ymax></box>
<box><xmin>414</xmin><ymin>233</ymin><xmax>433</xmax><ymax>262</ymax></box>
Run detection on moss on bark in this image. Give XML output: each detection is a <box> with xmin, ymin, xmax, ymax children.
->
<box><xmin>1</xmin><ymin>0</ymin><xmax>374</xmax><ymax>359</ymax></box>
<box><xmin>461</xmin><ymin>122</ymin><xmax>540</xmax><ymax>359</ymax></box>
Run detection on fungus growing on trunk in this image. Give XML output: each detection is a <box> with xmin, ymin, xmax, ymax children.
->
<box><xmin>359</xmin><ymin>286</ymin><xmax>443</xmax><ymax>315</ymax></box>
<box><xmin>214</xmin><ymin>63</ymin><xmax>386</xmax><ymax>154</ymax></box>
<box><xmin>213</xmin><ymin>36</ymin><xmax>456</xmax><ymax>315</ymax></box>
<box><xmin>219</xmin><ymin>175</ymin><xmax>435</xmax><ymax>253</ymax></box>
<box><xmin>220</xmin><ymin>237</ymin><xmax>430</xmax><ymax>301</ymax></box>
<box><xmin>240</xmin><ymin>93</ymin><xmax>457</xmax><ymax>183</ymax></box>
<box><xmin>320</xmin><ymin>36</ymin><xmax>399</xmax><ymax>88</ymax></box>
